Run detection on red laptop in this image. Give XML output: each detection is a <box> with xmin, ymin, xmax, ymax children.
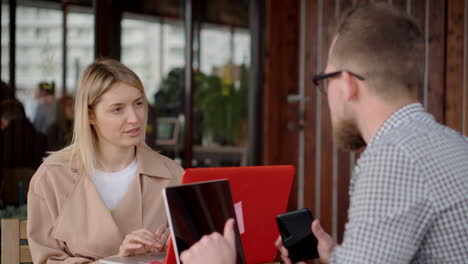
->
<box><xmin>168</xmin><ymin>165</ymin><xmax>295</xmax><ymax>264</ymax></box>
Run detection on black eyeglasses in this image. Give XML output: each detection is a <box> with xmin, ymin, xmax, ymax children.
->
<box><xmin>312</xmin><ymin>71</ymin><xmax>365</xmax><ymax>94</ymax></box>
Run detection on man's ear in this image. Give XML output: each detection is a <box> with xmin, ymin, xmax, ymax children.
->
<box><xmin>342</xmin><ymin>71</ymin><xmax>359</xmax><ymax>101</ymax></box>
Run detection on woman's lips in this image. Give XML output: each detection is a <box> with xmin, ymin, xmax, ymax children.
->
<box><xmin>125</xmin><ymin>127</ymin><xmax>141</xmax><ymax>137</ymax></box>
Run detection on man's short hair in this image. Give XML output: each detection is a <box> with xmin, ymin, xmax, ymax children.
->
<box><xmin>330</xmin><ymin>3</ymin><xmax>424</xmax><ymax>100</ymax></box>
<box><xmin>0</xmin><ymin>99</ymin><xmax>26</xmax><ymax>121</ymax></box>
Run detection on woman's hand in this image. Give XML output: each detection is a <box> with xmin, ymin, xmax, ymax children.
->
<box><xmin>118</xmin><ymin>229</ymin><xmax>163</xmax><ymax>257</ymax></box>
<box><xmin>154</xmin><ymin>225</ymin><xmax>171</xmax><ymax>252</ymax></box>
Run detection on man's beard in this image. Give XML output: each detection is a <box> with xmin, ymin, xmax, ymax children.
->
<box><xmin>332</xmin><ymin>118</ymin><xmax>366</xmax><ymax>151</ymax></box>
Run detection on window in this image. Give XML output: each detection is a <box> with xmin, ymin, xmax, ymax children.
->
<box><xmin>233</xmin><ymin>28</ymin><xmax>250</xmax><ymax>66</ymax></box>
<box><xmin>122</xmin><ymin>16</ymin><xmax>184</xmax><ymax>104</ymax></box>
<box><xmin>1</xmin><ymin>3</ymin><xmax>9</xmax><ymax>82</ymax></box>
<box><xmin>200</xmin><ymin>24</ymin><xmax>231</xmax><ymax>75</ymax></box>
<box><xmin>67</xmin><ymin>9</ymin><xmax>94</xmax><ymax>93</ymax></box>
<box><xmin>16</xmin><ymin>6</ymin><xmax>62</xmax><ymax>120</ymax></box>
<box><xmin>195</xmin><ymin>24</ymin><xmax>250</xmax><ymax>148</ymax></box>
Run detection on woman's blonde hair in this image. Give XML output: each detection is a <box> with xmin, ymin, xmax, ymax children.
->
<box><xmin>47</xmin><ymin>59</ymin><xmax>150</xmax><ymax>175</ymax></box>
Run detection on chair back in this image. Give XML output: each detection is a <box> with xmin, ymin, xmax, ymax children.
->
<box><xmin>1</xmin><ymin>218</ymin><xmax>32</xmax><ymax>264</ymax></box>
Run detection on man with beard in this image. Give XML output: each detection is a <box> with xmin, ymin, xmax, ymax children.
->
<box><xmin>274</xmin><ymin>3</ymin><xmax>468</xmax><ymax>264</ymax></box>
<box><xmin>178</xmin><ymin>3</ymin><xmax>468</xmax><ymax>264</ymax></box>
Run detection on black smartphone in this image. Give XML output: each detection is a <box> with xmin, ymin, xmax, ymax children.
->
<box><xmin>276</xmin><ymin>208</ymin><xmax>319</xmax><ymax>263</ymax></box>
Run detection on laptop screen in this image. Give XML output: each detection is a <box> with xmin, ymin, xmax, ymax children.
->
<box><xmin>181</xmin><ymin>165</ymin><xmax>295</xmax><ymax>263</ymax></box>
<box><xmin>163</xmin><ymin>180</ymin><xmax>246</xmax><ymax>264</ymax></box>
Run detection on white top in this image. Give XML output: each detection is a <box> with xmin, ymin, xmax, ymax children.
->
<box><xmin>92</xmin><ymin>159</ymin><xmax>138</xmax><ymax>210</ymax></box>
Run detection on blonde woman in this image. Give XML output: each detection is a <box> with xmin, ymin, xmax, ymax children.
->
<box><xmin>27</xmin><ymin>59</ymin><xmax>184</xmax><ymax>264</ymax></box>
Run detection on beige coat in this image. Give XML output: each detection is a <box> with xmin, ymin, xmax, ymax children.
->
<box><xmin>27</xmin><ymin>147</ymin><xmax>183</xmax><ymax>264</ymax></box>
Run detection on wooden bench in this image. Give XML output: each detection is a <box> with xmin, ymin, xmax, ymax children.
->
<box><xmin>1</xmin><ymin>219</ymin><xmax>32</xmax><ymax>264</ymax></box>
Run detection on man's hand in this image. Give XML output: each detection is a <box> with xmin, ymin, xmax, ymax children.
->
<box><xmin>312</xmin><ymin>220</ymin><xmax>337</xmax><ymax>264</ymax></box>
<box><xmin>180</xmin><ymin>218</ymin><xmax>237</xmax><ymax>264</ymax></box>
<box><xmin>275</xmin><ymin>220</ymin><xmax>337</xmax><ymax>264</ymax></box>
<box><xmin>275</xmin><ymin>236</ymin><xmax>302</xmax><ymax>264</ymax></box>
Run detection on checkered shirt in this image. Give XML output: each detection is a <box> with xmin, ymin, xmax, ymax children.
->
<box><xmin>330</xmin><ymin>103</ymin><xmax>468</xmax><ymax>264</ymax></box>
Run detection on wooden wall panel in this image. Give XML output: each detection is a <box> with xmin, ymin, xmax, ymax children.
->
<box><xmin>462</xmin><ymin>0</ymin><xmax>468</xmax><ymax>135</ymax></box>
<box><xmin>466</xmin><ymin>0</ymin><xmax>468</xmax><ymax>135</ymax></box>
<box><xmin>463</xmin><ymin>0</ymin><xmax>468</xmax><ymax>136</ymax></box>
<box><xmin>392</xmin><ymin>0</ymin><xmax>408</xmax><ymax>11</ymax></box>
<box><xmin>411</xmin><ymin>0</ymin><xmax>426</xmax><ymax>28</ymax></box>
<box><xmin>446</xmin><ymin>0</ymin><xmax>464</xmax><ymax>132</ymax></box>
<box><xmin>466</xmin><ymin>0</ymin><xmax>468</xmax><ymax>136</ymax></box>
<box><xmin>303</xmin><ymin>0</ymin><xmax>318</xmax><ymax>214</ymax></box>
<box><xmin>356</xmin><ymin>0</ymin><xmax>370</xmax><ymax>5</ymax></box>
<box><xmin>427</xmin><ymin>0</ymin><xmax>446</xmax><ymax>123</ymax></box>
<box><xmin>373</xmin><ymin>0</ymin><xmax>390</xmax><ymax>4</ymax></box>
<box><xmin>264</xmin><ymin>0</ymin><xmax>300</xmax><ymax>209</ymax></box>
<box><xmin>411</xmin><ymin>0</ymin><xmax>427</xmax><ymax>104</ymax></box>
<box><xmin>318</xmin><ymin>0</ymin><xmax>336</xmax><ymax>238</ymax></box>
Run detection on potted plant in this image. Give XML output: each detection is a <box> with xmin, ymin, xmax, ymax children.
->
<box><xmin>194</xmin><ymin>64</ymin><xmax>248</xmax><ymax>146</ymax></box>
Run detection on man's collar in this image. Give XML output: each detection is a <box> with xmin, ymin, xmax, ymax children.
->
<box><xmin>368</xmin><ymin>102</ymin><xmax>427</xmax><ymax>146</ymax></box>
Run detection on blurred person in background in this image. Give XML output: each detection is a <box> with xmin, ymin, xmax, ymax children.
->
<box><xmin>1</xmin><ymin>99</ymin><xmax>47</xmax><ymax>169</ymax></box>
<box><xmin>33</xmin><ymin>81</ymin><xmax>56</xmax><ymax>134</ymax></box>
<box><xmin>46</xmin><ymin>94</ymin><xmax>75</xmax><ymax>151</ymax></box>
